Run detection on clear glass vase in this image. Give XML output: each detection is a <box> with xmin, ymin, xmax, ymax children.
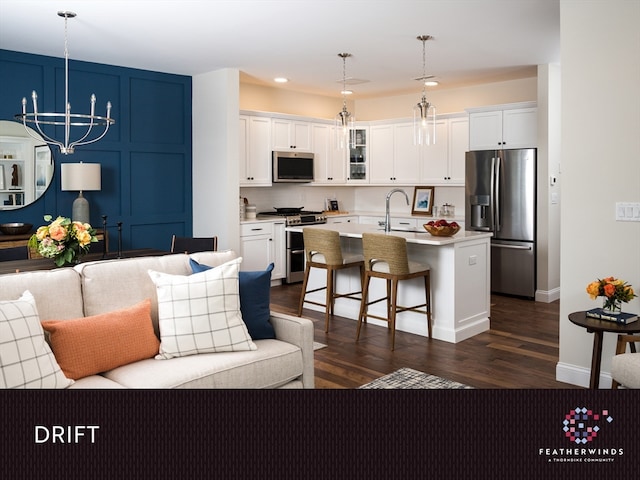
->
<box><xmin>602</xmin><ymin>298</ymin><xmax>622</xmax><ymax>314</ymax></box>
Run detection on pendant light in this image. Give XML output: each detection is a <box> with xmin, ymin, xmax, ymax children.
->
<box><xmin>414</xmin><ymin>35</ymin><xmax>436</xmax><ymax>146</ymax></box>
<box><xmin>15</xmin><ymin>11</ymin><xmax>115</xmax><ymax>155</ymax></box>
<box><xmin>335</xmin><ymin>53</ymin><xmax>355</xmax><ymax>149</ymax></box>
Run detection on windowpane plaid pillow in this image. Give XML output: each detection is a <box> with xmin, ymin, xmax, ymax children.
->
<box><xmin>0</xmin><ymin>291</ymin><xmax>73</xmax><ymax>389</ymax></box>
<box><xmin>149</xmin><ymin>257</ymin><xmax>257</xmax><ymax>359</ymax></box>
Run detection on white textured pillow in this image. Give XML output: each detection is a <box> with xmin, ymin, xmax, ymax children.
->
<box><xmin>148</xmin><ymin>257</ymin><xmax>257</xmax><ymax>359</ymax></box>
<box><xmin>0</xmin><ymin>291</ymin><xmax>73</xmax><ymax>389</ymax></box>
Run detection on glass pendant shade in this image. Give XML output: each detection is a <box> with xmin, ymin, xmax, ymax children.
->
<box><xmin>335</xmin><ymin>53</ymin><xmax>355</xmax><ymax>149</ymax></box>
<box><xmin>413</xmin><ymin>35</ymin><xmax>436</xmax><ymax>146</ymax></box>
<box><xmin>414</xmin><ymin>95</ymin><xmax>436</xmax><ymax>145</ymax></box>
<box><xmin>335</xmin><ymin>106</ymin><xmax>355</xmax><ymax>149</ymax></box>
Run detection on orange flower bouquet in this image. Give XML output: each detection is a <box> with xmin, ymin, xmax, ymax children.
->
<box><xmin>28</xmin><ymin>215</ymin><xmax>97</xmax><ymax>267</ymax></box>
<box><xmin>586</xmin><ymin>276</ymin><xmax>637</xmax><ymax>313</ymax></box>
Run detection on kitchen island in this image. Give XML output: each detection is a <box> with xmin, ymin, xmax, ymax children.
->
<box><xmin>287</xmin><ymin>222</ymin><xmax>492</xmax><ymax>343</ymax></box>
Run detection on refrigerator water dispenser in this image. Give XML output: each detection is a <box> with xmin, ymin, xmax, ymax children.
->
<box><xmin>470</xmin><ymin>195</ymin><xmax>491</xmax><ymax>229</ymax></box>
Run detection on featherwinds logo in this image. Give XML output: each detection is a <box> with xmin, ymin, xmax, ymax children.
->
<box><xmin>538</xmin><ymin>407</ymin><xmax>623</xmax><ymax>464</ymax></box>
<box><xmin>563</xmin><ymin>407</ymin><xmax>613</xmax><ymax>444</ymax></box>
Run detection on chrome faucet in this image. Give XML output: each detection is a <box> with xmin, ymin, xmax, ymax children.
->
<box><xmin>384</xmin><ymin>188</ymin><xmax>410</xmax><ymax>232</ymax></box>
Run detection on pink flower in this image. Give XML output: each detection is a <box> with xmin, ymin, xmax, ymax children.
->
<box><xmin>49</xmin><ymin>225</ymin><xmax>67</xmax><ymax>242</ymax></box>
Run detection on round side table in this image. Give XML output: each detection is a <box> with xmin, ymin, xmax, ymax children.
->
<box><xmin>568</xmin><ymin>311</ymin><xmax>640</xmax><ymax>389</ymax></box>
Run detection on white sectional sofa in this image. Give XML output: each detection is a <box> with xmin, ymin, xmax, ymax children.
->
<box><xmin>0</xmin><ymin>251</ymin><xmax>314</xmax><ymax>389</ymax></box>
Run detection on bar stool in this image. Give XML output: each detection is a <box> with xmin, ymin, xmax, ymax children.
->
<box><xmin>356</xmin><ymin>232</ymin><xmax>432</xmax><ymax>350</ymax></box>
<box><xmin>297</xmin><ymin>228</ymin><xmax>364</xmax><ymax>332</ymax></box>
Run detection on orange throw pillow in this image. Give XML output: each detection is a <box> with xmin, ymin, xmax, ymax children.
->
<box><xmin>41</xmin><ymin>299</ymin><xmax>160</xmax><ymax>380</ymax></box>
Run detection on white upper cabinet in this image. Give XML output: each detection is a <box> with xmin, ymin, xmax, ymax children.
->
<box><xmin>419</xmin><ymin>120</ymin><xmax>450</xmax><ymax>184</ymax></box>
<box><xmin>239</xmin><ymin>115</ymin><xmax>272</xmax><ymax>186</ymax></box>
<box><xmin>446</xmin><ymin>116</ymin><xmax>469</xmax><ymax>184</ymax></box>
<box><xmin>312</xmin><ymin>123</ymin><xmax>345</xmax><ymax>183</ymax></box>
<box><xmin>468</xmin><ymin>103</ymin><xmax>537</xmax><ymax>150</ymax></box>
<box><xmin>369</xmin><ymin>123</ymin><xmax>420</xmax><ymax>184</ymax></box>
<box><xmin>271</xmin><ymin>119</ymin><xmax>312</xmax><ymax>151</ymax></box>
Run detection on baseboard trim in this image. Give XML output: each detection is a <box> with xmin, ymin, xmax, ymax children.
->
<box><xmin>535</xmin><ymin>287</ymin><xmax>560</xmax><ymax>303</ymax></box>
<box><xmin>556</xmin><ymin>361</ymin><xmax>612</xmax><ymax>389</ymax></box>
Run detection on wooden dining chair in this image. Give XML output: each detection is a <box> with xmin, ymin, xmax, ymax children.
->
<box><xmin>170</xmin><ymin>235</ymin><xmax>218</xmax><ymax>254</ymax></box>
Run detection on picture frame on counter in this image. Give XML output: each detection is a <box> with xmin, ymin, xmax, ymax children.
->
<box><xmin>326</xmin><ymin>198</ymin><xmax>339</xmax><ymax>211</ymax></box>
<box><xmin>411</xmin><ymin>186</ymin><xmax>434</xmax><ymax>216</ymax></box>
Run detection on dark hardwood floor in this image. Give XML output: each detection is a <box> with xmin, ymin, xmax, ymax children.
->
<box><xmin>270</xmin><ymin>282</ymin><xmax>581</xmax><ymax>389</ymax></box>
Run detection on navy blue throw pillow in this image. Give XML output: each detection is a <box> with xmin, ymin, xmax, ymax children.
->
<box><xmin>189</xmin><ymin>259</ymin><xmax>276</xmax><ymax>340</ymax></box>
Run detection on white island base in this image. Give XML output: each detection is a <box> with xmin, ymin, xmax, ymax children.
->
<box><xmin>289</xmin><ymin>223</ymin><xmax>492</xmax><ymax>343</ymax></box>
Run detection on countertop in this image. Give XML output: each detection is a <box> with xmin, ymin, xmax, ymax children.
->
<box><xmin>242</xmin><ymin>211</ymin><xmax>465</xmax><ymax>225</ymax></box>
<box><xmin>285</xmin><ymin>222</ymin><xmax>491</xmax><ymax>246</ymax></box>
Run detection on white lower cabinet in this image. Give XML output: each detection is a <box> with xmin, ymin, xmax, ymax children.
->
<box><xmin>271</xmin><ymin>221</ymin><xmax>286</xmax><ymax>280</ymax></box>
<box><xmin>240</xmin><ymin>222</ymin><xmax>285</xmax><ymax>280</ymax></box>
<box><xmin>358</xmin><ymin>216</ymin><xmax>417</xmax><ymax>229</ymax></box>
<box><xmin>239</xmin><ymin>221</ymin><xmax>286</xmax><ymax>281</ymax></box>
<box><xmin>326</xmin><ymin>216</ymin><xmax>357</xmax><ymax>224</ymax></box>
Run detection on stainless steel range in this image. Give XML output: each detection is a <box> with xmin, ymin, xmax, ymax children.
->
<box><xmin>260</xmin><ymin>208</ymin><xmax>327</xmax><ymax>283</ymax></box>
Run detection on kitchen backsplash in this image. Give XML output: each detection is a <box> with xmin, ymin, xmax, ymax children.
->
<box><xmin>240</xmin><ymin>185</ymin><xmax>465</xmax><ymax>217</ymax></box>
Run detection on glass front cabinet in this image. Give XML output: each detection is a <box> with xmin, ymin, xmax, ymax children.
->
<box><xmin>347</xmin><ymin>127</ymin><xmax>368</xmax><ymax>183</ymax></box>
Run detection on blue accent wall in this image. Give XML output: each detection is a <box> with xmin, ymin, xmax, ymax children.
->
<box><xmin>0</xmin><ymin>49</ymin><xmax>192</xmax><ymax>252</ymax></box>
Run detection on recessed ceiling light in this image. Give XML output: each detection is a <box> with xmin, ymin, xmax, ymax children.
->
<box><xmin>424</xmin><ymin>80</ymin><xmax>439</xmax><ymax>86</ymax></box>
<box><xmin>274</xmin><ymin>77</ymin><xmax>289</xmax><ymax>83</ymax></box>
<box><xmin>341</xmin><ymin>90</ymin><xmax>353</xmax><ymax>95</ymax></box>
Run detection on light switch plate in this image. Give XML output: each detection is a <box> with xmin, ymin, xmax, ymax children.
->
<box><xmin>615</xmin><ymin>202</ymin><xmax>640</xmax><ymax>221</ymax></box>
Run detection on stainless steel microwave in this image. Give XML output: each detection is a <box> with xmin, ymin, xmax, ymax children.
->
<box><xmin>272</xmin><ymin>151</ymin><xmax>314</xmax><ymax>183</ymax></box>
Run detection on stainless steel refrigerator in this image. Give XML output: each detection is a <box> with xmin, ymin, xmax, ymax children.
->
<box><xmin>465</xmin><ymin>149</ymin><xmax>536</xmax><ymax>298</ymax></box>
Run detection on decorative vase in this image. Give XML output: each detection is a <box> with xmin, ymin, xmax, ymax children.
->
<box><xmin>602</xmin><ymin>298</ymin><xmax>622</xmax><ymax>314</ymax></box>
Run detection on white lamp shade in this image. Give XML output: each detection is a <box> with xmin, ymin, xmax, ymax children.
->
<box><xmin>61</xmin><ymin>163</ymin><xmax>101</xmax><ymax>191</ymax></box>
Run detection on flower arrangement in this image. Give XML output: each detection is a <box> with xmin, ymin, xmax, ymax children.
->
<box><xmin>28</xmin><ymin>215</ymin><xmax>97</xmax><ymax>267</ymax></box>
<box><xmin>586</xmin><ymin>276</ymin><xmax>637</xmax><ymax>312</ymax></box>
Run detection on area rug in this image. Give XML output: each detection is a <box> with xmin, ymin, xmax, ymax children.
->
<box><xmin>359</xmin><ymin>367</ymin><xmax>473</xmax><ymax>389</ymax></box>
<box><xmin>313</xmin><ymin>342</ymin><xmax>327</xmax><ymax>351</ymax></box>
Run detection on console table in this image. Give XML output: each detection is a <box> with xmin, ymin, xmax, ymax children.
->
<box><xmin>568</xmin><ymin>311</ymin><xmax>640</xmax><ymax>389</ymax></box>
<box><xmin>0</xmin><ymin>248</ymin><xmax>169</xmax><ymax>275</ymax></box>
<box><xmin>0</xmin><ymin>229</ymin><xmax>107</xmax><ymax>258</ymax></box>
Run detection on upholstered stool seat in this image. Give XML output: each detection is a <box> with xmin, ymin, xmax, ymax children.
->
<box><xmin>297</xmin><ymin>228</ymin><xmax>364</xmax><ymax>332</ymax></box>
<box><xmin>356</xmin><ymin>232</ymin><xmax>432</xmax><ymax>350</ymax></box>
<box><xmin>611</xmin><ymin>334</ymin><xmax>640</xmax><ymax>389</ymax></box>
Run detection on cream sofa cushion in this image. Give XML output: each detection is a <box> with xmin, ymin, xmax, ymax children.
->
<box><xmin>0</xmin><ymin>268</ymin><xmax>84</xmax><ymax>320</ymax></box>
<box><xmin>75</xmin><ymin>251</ymin><xmax>237</xmax><ymax>336</ymax></box>
<box><xmin>102</xmin><ymin>339</ymin><xmax>302</xmax><ymax>388</ymax></box>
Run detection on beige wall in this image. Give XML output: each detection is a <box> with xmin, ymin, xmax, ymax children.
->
<box><xmin>240</xmin><ymin>77</ymin><xmax>537</xmax><ymax>120</ymax></box>
<box><xmin>240</xmin><ymin>83</ymin><xmax>350</xmax><ymax>120</ymax></box>
<box><xmin>355</xmin><ymin>77</ymin><xmax>538</xmax><ymax>120</ymax></box>
<box><xmin>558</xmin><ymin>0</ymin><xmax>640</xmax><ymax>387</ymax></box>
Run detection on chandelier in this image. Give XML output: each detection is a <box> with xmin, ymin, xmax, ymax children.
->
<box><xmin>413</xmin><ymin>35</ymin><xmax>436</xmax><ymax>145</ymax></box>
<box><xmin>15</xmin><ymin>11</ymin><xmax>115</xmax><ymax>155</ymax></box>
<box><xmin>335</xmin><ymin>53</ymin><xmax>355</xmax><ymax>149</ymax></box>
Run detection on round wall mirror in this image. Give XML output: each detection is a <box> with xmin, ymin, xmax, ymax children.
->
<box><xmin>0</xmin><ymin>120</ymin><xmax>54</xmax><ymax>210</ymax></box>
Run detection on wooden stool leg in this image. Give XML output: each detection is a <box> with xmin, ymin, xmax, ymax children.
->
<box><xmin>390</xmin><ymin>278</ymin><xmax>399</xmax><ymax>351</ymax></box>
<box><xmin>297</xmin><ymin>264</ymin><xmax>311</xmax><ymax>316</ymax></box>
<box><xmin>325</xmin><ymin>267</ymin><xmax>333</xmax><ymax>332</ymax></box>
<box><xmin>385</xmin><ymin>278</ymin><xmax>392</xmax><ymax>325</ymax></box>
<box><xmin>356</xmin><ymin>274</ymin><xmax>371</xmax><ymax>342</ymax></box>
<box><xmin>425</xmin><ymin>273</ymin><xmax>432</xmax><ymax>338</ymax></box>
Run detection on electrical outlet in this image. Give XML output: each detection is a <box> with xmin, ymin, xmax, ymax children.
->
<box><xmin>469</xmin><ymin>255</ymin><xmax>477</xmax><ymax>265</ymax></box>
<box><xmin>615</xmin><ymin>202</ymin><xmax>640</xmax><ymax>221</ymax></box>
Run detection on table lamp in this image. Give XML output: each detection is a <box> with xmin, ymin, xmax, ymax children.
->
<box><xmin>61</xmin><ymin>162</ymin><xmax>101</xmax><ymax>224</ymax></box>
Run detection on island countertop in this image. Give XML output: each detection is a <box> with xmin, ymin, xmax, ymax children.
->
<box><xmin>290</xmin><ymin>221</ymin><xmax>492</xmax><ymax>343</ymax></box>
<box><xmin>285</xmin><ymin>222</ymin><xmax>492</xmax><ymax>246</ymax></box>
